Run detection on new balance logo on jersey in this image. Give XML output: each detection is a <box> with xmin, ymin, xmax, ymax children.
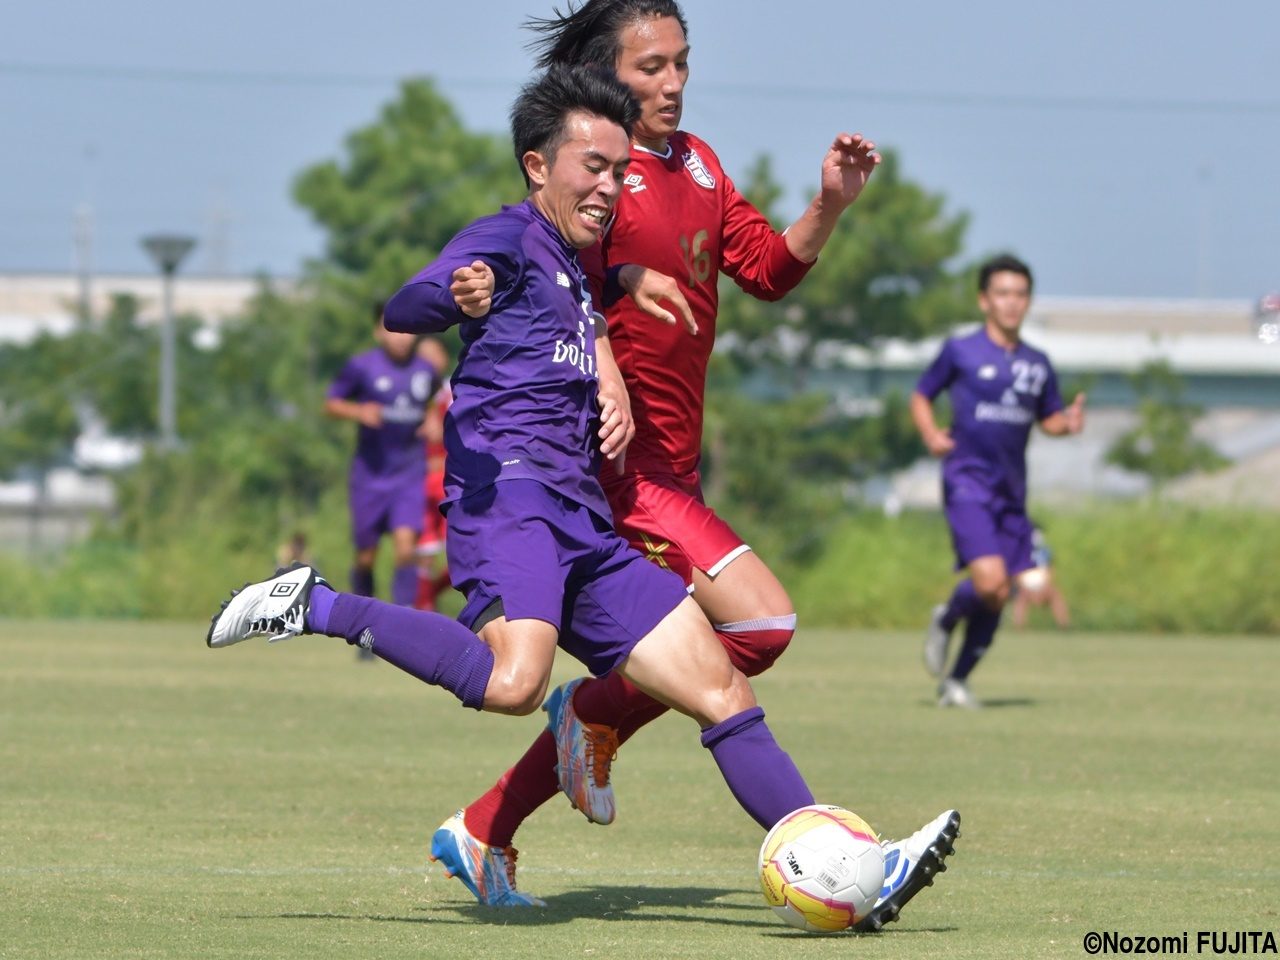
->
<box><xmin>624</xmin><ymin>173</ymin><xmax>646</xmax><ymax>193</ymax></box>
<box><xmin>683</xmin><ymin>149</ymin><xmax>716</xmax><ymax>189</ymax></box>
<box><xmin>556</xmin><ymin>272</ymin><xmax>571</xmax><ymax>288</ymax></box>
<box><xmin>269</xmin><ymin>582</ymin><xmax>299</xmax><ymax>598</ymax></box>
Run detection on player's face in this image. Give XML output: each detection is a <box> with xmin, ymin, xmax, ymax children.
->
<box><xmin>613</xmin><ymin>15</ymin><xmax>689</xmax><ymax>151</ymax></box>
<box><xmin>375</xmin><ymin>323</ymin><xmax>418</xmax><ymax>361</ymax></box>
<box><xmin>979</xmin><ymin>271</ymin><xmax>1032</xmax><ymax>341</ymax></box>
<box><xmin>526</xmin><ymin>111</ymin><xmax>630</xmax><ymax>249</ymax></box>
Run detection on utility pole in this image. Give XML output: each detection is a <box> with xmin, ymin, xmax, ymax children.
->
<box><xmin>141</xmin><ymin>234</ymin><xmax>197</xmax><ymax>450</ymax></box>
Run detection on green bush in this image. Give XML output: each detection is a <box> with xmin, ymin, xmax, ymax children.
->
<box><xmin>4</xmin><ymin>501</ymin><xmax>1273</xmax><ymax>635</ymax></box>
<box><xmin>783</xmin><ymin>503</ymin><xmax>1280</xmax><ymax>634</ymax></box>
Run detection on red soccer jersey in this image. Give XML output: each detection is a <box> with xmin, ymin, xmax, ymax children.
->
<box><xmin>591</xmin><ymin>131</ymin><xmax>814</xmax><ymax>476</ymax></box>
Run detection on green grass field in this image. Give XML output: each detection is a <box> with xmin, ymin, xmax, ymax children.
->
<box><xmin>2</xmin><ymin>620</ymin><xmax>1277</xmax><ymax>959</ymax></box>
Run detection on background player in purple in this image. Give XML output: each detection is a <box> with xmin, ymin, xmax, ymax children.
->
<box><xmin>912</xmin><ymin>254</ymin><xmax>1086</xmax><ymax>708</ymax></box>
<box><xmin>324</xmin><ymin>308</ymin><xmax>440</xmax><ymax>608</ymax></box>
<box><xmin>205</xmin><ymin>63</ymin><xmax>823</xmax><ymax>909</ymax></box>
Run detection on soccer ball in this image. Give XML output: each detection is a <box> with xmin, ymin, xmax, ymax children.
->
<box><xmin>758</xmin><ymin>804</ymin><xmax>885</xmax><ymax>933</ymax></box>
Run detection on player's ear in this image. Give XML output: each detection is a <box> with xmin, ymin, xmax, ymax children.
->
<box><xmin>523</xmin><ymin>150</ymin><xmax>550</xmax><ymax>188</ymax></box>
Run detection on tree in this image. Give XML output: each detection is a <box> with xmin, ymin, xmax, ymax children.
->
<box><xmin>716</xmin><ymin>149</ymin><xmax>971</xmax><ymax>384</ymax></box>
<box><xmin>1105</xmin><ymin>360</ymin><xmax>1228</xmax><ymax>490</ymax></box>
<box><xmin>293</xmin><ymin>77</ymin><xmax>525</xmax><ymax>368</ymax></box>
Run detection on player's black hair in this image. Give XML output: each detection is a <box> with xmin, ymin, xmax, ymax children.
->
<box><xmin>371</xmin><ymin>299</ymin><xmax>387</xmax><ymax>323</ymax></box>
<box><xmin>978</xmin><ymin>254</ymin><xmax>1034</xmax><ymax>293</ymax></box>
<box><xmin>525</xmin><ymin>0</ymin><xmax>689</xmax><ymax>70</ymax></box>
<box><xmin>510</xmin><ymin>63</ymin><xmax>639</xmax><ymax>186</ymax></box>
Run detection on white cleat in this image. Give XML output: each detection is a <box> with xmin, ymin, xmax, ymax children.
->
<box><xmin>855</xmin><ymin>809</ymin><xmax>961</xmax><ymax>932</ymax></box>
<box><xmin>937</xmin><ymin>677</ymin><xmax>982</xmax><ymax>709</ymax></box>
<box><xmin>924</xmin><ymin>604</ymin><xmax>951</xmax><ymax>678</ymax></box>
<box><xmin>206</xmin><ymin>563</ymin><xmax>322</xmax><ymax>648</ymax></box>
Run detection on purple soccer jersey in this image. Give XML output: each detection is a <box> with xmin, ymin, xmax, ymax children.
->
<box><xmin>327</xmin><ymin>348</ymin><xmax>438</xmax><ymax>480</ymax></box>
<box><xmin>916</xmin><ymin>327</ymin><xmax>1064</xmax><ymax>508</ymax></box>
<box><xmin>384</xmin><ymin>200</ymin><xmax>610</xmax><ymax>522</ymax></box>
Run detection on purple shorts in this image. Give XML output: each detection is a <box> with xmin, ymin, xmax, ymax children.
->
<box><xmin>446</xmin><ymin>479</ymin><xmax>688</xmax><ymax>677</ymax></box>
<box><xmin>349</xmin><ymin>472</ymin><xmax>425</xmax><ymax>551</ymax></box>
<box><xmin>945</xmin><ymin>497</ymin><xmax>1035</xmax><ymax>575</ymax></box>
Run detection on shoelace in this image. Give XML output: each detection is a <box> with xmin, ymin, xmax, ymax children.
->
<box><xmin>250</xmin><ymin>605</ymin><xmax>304</xmax><ymax>642</ymax></box>
<box><xmin>583</xmin><ymin>724</ymin><xmax>619</xmax><ymax>788</ymax></box>
<box><xmin>499</xmin><ymin>846</ymin><xmax>521</xmax><ymax>889</ymax></box>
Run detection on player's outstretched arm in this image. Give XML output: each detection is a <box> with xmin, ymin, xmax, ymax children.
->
<box><xmin>910</xmin><ymin>390</ymin><xmax>954</xmax><ymax>457</ymax></box>
<box><xmin>1040</xmin><ymin>393</ymin><xmax>1087</xmax><ymax>436</ymax></box>
<box><xmin>784</xmin><ymin>133</ymin><xmax>881</xmax><ymax>264</ymax></box>
<box><xmin>616</xmin><ymin>265</ymin><xmax>698</xmax><ymax>334</ymax></box>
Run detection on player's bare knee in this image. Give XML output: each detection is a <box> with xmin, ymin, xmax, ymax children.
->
<box><xmin>481</xmin><ymin>670</ymin><xmax>546</xmax><ymax>716</ymax></box>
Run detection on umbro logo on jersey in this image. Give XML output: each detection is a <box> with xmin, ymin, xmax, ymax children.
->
<box><xmin>269</xmin><ymin>582</ymin><xmax>299</xmax><ymax>598</ymax></box>
<box><xmin>978</xmin><ymin>365</ymin><xmax>998</xmax><ymax>380</ymax></box>
<box><xmin>683</xmin><ymin>149</ymin><xmax>716</xmax><ymax>190</ymax></box>
<box><xmin>556</xmin><ymin>272</ymin><xmax>571</xmax><ymax>288</ymax></box>
<box><xmin>624</xmin><ymin>173</ymin><xmax>646</xmax><ymax>193</ymax></box>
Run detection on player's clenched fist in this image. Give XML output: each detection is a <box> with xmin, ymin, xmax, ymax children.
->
<box><xmin>451</xmin><ymin>260</ymin><xmax>496</xmax><ymax>318</ymax></box>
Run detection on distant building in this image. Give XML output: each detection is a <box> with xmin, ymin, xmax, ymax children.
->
<box><xmin>0</xmin><ymin>270</ymin><xmax>292</xmax><ymax>344</ymax></box>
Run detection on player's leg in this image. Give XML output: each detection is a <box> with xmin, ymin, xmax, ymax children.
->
<box><xmin>928</xmin><ymin>500</ymin><xmax>1001</xmax><ymax>684</ymax></box>
<box><xmin>207</xmin><ymin>481</ymin><xmax>569</xmax><ymax>716</ymax></box>
<box><xmin>386</xmin><ymin>475</ymin><xmax>426</xmax><ymax>607</ymax></box>
<box><xmin>348</xmin><ymin>481</ymin><xmax>385</xmax><ymax>598</ymax></box>
<box><xmin>551</xmin><ymin>477</ymin><xmax>798</xmax><ymax>818</ymax></box>
<box><xmin>580</xmin><ymin>555</ymin><xmax>814</xmax><ymax>831</ymax></box>
<box><xmin>940</xmin><ymin>553</ymin><xmax>1005</xmax><ymax>706</ymax></box>
<box><xmin>206</xmin><ymin>566</ymin><xmax>496</xmax><ymax>710</ymax></box>
<box><xmin>389</xmin><ymin>526</ymin><xmax>420</xmax><ymax>606</ymax></box>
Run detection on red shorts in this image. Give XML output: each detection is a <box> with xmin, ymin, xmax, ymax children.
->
<box><xmin>603</xmin><ymin>469</ymin><xmax>749</xmax><ymax>588</ymax></box>
<box><xmin>417</xmin><ymin>470</ymin><xmax>447</xmax><ymax>556</ymax></box>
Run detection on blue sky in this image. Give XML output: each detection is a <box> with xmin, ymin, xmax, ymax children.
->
<box><xmin>3</xmin><ymin>0</ymin><xmax>1277</xmax><ymax>298</ymax></box>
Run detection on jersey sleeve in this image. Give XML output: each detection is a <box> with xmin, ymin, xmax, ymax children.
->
<box><xmin>326</xmin><ymin>357</ymin><xmax>364</xmax><ymax>401</ymax></box>
<box><xmin>1037</xmin><ymin>357</ymin><xmax>1066</xmax><ymax>420</ymax></box>
<box><xmin>385</xmin><ymin>218</ymin><xmax>525</xmax><ymax>334</ymax></box>
<box><xmin>718</xmin><ymin>171</ymin><xmax>814</xmax><ymax>302</ymax></box>
<box><xmin>915</xmin><ymin>339</ymin><xmax>957</xmax><ymax>399</ymax></box>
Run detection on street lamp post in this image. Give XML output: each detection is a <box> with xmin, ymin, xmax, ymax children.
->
<box><xmin>141</xmin><ymin>234</ymin><xmax>196</xmax><ymax>449</ymax></box>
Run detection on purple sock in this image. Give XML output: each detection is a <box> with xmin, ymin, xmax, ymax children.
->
<box><xmin>941</xmin><ymin>578</ymin><xmax>979</xmax><ymax>632</ymax></box>
<box><xmin>350</xmin><ymin>566</ymin><xmax>375</xmax><ymax>598</ymax></box>
<box><xmin>950</xmin><ymin>605</ymin><xmax>1001</xmax><ymax>681</ymax></box>
<box><xmin>305</xmin><ymin>585</ymin><xmax>492</xmax><ymax>709</ymax></box>
<box><xmin>701</xmin><ymin>707</ymin><xmax>815</xmax><ymax>830</ymax></box>
<box><xmin>391</xmin><ymin>565</ymin><xmax>418</xmax><ymax>607</ymax></box>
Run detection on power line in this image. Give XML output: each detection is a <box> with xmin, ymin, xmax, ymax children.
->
<box><xmin>3</xmin><ymin>59</ymin><xmax>1278</xmax><ymax>115</ymax></box>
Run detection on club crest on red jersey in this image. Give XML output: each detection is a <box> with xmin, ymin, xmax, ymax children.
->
<box><xmin>682</xmin><ymin>148</ymin><xmax>716</xmax><ymax>190</ymax></box>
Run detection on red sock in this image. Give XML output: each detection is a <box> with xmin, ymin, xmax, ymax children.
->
<box><xmin>571</xmin><ymin>671</ymin><xmax>658</xmax><ymax>725</ymax></box>
<box><xmin>413</xmin><ymin>568</ymin><xmax>437</xmax><ymax>611</ymax></box>
<box><xmin>463</xmin><ymin>729</ymin><xmax>559</xmax><ymax>848</ymax></box>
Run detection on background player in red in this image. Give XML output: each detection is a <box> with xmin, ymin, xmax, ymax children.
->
<box><xmin>413</xmin><ymin>336</ymin><xmax>453</xmax><ymax>611</ymax></box>
<box><xmin>437</xmin><ymin>0</ymin><xmax>959</xmax><ymax>929</ymax></box>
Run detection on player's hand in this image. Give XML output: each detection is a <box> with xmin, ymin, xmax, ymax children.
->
<box><xmin>451</xmin><ymin>260</ymin><xmax>495</xmax><ymax>318</ymax></box>
<box><xmin>596</xmin><ymin>379</ymin><xmax>635</xmax><ymax>472</ymax></box>
<box><xmin>618</xmin><ymin>265</ymin><xmax>698</xmax><ymax>334</ymax></box>
<box><xmin>924</xmin><ymin>427</ymin><xmax>955</xmax><ymax>457</ymax></box>
<box><xmin>820</xmin><ymin>133</ymin><xmax>881</xmax><ymax>211</ymax></box>
<box><xmin>1063</xmin><ymin>393</ymin><xmax>1087</xmax><ymax>434</ymax></box>
<box><xmin>357</xmin><ymin>402</ymin><xmax>383</xmax><ymax>429</ymax></box>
